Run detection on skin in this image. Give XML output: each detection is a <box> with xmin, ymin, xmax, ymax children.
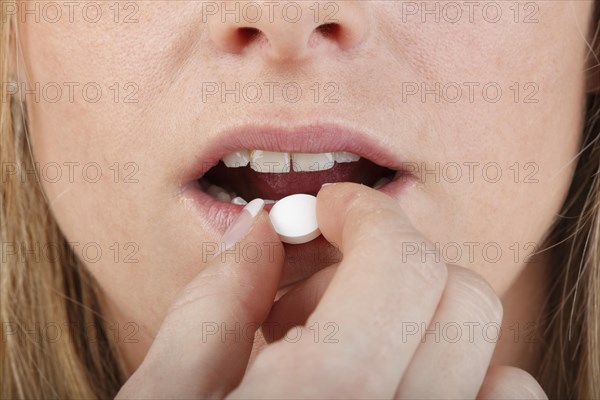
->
<box><xmin>15</xmin><ymin>0</ymin><xmax>594</xmax><ymax>396</ymax></box>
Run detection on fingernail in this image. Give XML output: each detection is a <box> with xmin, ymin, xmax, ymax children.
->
<box><xmin>216</xmin><ymin>198</ymin><xmax>265</xmax><ymax>256</ymax></box>
<box><xmin>321</xmin><ymin>182</ymin><xmax>336</xmax><ymax>187</ymax></box>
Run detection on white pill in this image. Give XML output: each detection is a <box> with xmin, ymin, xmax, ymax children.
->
<box><xmin>269</xmin><ymin>194</ymin><xmax>321</xmax><ymax>244</ymax></box>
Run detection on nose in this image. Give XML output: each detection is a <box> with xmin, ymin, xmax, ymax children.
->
<box><xmin>206</xmin><ymin>1</ymin><xmax>369</xmax><ymax>62</ymax></box>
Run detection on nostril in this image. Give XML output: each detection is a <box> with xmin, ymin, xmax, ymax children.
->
<box><xmin>230</xmin><ymin>22</ymin><xmax>347</xmax><ymax>55</ymax></box>
<box><xmin>316</xmin><ymin>23</ymin><xmax>341</xmax><ymax>39</ymax></box>
<box><xmin>237</xmin><ymin>27</ymin><xmax>261</xmax><ymax>47</ymax></box>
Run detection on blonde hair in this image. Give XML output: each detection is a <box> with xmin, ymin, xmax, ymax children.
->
<box><xmin>0</xmin><ymin>2</ymin><xmax>599</xmax><ymax>398</ymax></box>
<box><xmin>0</xmin><ymin>6</ymin><xmax>124</xmax><ymax>398</ymax></box>
<box><xmin>537</xmin><ymin>5</ymin><xmax>600</xmax><ymax>397</ymax></box>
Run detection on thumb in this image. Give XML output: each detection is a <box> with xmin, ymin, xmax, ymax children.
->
<box><xmin>117</xmin><ymin>199</ymin><xmax>285</xmax><ymax>399</ymax></box>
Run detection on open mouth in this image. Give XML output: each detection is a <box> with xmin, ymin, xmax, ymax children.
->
<box><xmin>200</xmin><ymin>150</ymin><xmax>398</xmax><ymax>205</ymax></box>
<box><xmin>182</xmin><ymin>124</ymin><xmax>415</xmax><ymax>285</ymax></box>
<box><xmin>182</xmin><ymin>124</ymin><xmax>415</xmax><ymax>227</ymax></box>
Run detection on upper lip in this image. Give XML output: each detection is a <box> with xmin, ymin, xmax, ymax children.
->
<box><xmin>184</xmin><ymin>122</ymin><xmax>409</xmax><ymax>183</ymax></box>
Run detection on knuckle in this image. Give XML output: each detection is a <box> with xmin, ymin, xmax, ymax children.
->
<box><xmin>483</xmin><ymin>366</ymin><xmax>548</xmax><ymax>399</ymax></box>
<box><xmin>169</xmin><ymin>268</ymin><xmax>258</xmax><ymax>321</ymax></box>
<box><xmin>169</xmin><ymin>273</ymin><xmax>221</xmax><ymax>312</ymax></box>
<box><xmin>295</xmin><ymin>343</ymin><xmax>387</xmax><ymax>397</ymax></box>
<box><xmin>393</xmin><ymin>230</ymin><xmax>449</xmax><ymax>289</ymax></box>
<box><xmin>450</xmin><ymin>266</ymin><xmax>503</xmax><ymax>323</ymax></box>
<box><xmin>401</xmin><ymin>234</ymin><xmax>449</xmax><ymax>286</ymax></box>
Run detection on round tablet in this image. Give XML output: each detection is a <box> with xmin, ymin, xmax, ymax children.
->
<box><xmin>269</xmin><ymin>194</ymin><xmax>321</xmax><ymax>244</ymax></box>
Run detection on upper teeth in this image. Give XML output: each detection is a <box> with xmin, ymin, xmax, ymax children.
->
<box><xmin>333</xmin><ymin>151</ymin><xmax>361</xmax><ymax>163</ymax></box>
<box><xmin>292</xmin><ymin>152</ymin><xmax>335</xmax><ymax>172</ymax></box>
<box><xmin>250</xmin><ymin>150</ymin><xmax>291</xmax><ymax>173</ymax></box>
<box><xmin>222</xmin><ymin>150</ymin><xmax>360</xmax><ymax>173</ymax></box>
<box><xmin>222</xmin><ymin>150</ymin><xmax>250</xmax><ymax>168</ymax></box>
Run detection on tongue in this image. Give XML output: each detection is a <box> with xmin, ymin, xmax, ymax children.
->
<box><xmin>204</xmin><ymin>158</ymin><xmax>392</xmax><ymax>200</ymax></box>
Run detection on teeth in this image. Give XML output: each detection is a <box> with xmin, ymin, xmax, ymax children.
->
<box><xmin>217</xmin><ymin>192</ymin><xmax>232</xmax><ymax>202</ymax></box>
<box><xmin>250</xmin><ymin>150</ymin><xmax>291</xmax><ymax>173</ymax></box>
<box><xmin>222</xmin><ymin>150</ymin><xmax>250</xmax><ymax>168</ymax></box>
<box><xmin>230</xmin><ymin>196</ymin><xmax>274</xmax><ymax>205</ymax></box>
<box><xmin>207</xmin><ymin>184</ymin><xmax>233</xmax><ymax>202</ymax></box>
<box><xmin>291</xmin><ymin>153</ymin><xmax>335</xmax><ymax>172</ymax></box>
<box><xmin>231</xmin><ymin>196</ymin><xmax>248</xmax><ymax>205</ymax></box>
<box><xmin>206</xmin><ymin>184</ymin><xmax>223</xmax><ymax>198</ymax></box>
<box><xmin>334</xmin><ymin>152</ymin><xmax>360</xmax><ymax>163</ymax></box>
<box><xmin>373</xmin><ymin>177</ymin><xmax>391</xmax><ymax>190</ymax></box>
<box><xmin>221</xmin><ymin>150</ymin><xmax>361</xmax><ymax>173</ymax></box>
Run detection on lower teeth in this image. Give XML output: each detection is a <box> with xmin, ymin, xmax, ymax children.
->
<box><xmin>373</xmin><ymin>176</ymin><xmax>391</xmax><ymax>190</ymax></box>
<box><xmin>200</xmin><ymin>174</ymin><xmax>394</xmax><ymax>205</ymax></box>
<box><xmin>231</xmin><ymin>197</ymin><xmax>248</xmax><ymax>205</ymax></box>
<box><xmin>201</xmin><ymin>179</ymin><xmax>271</xmax><ymax>205</ymax></box>
<box><xmin>206</xmin><ymin>182</ymin><xmax>234</xmax><ymax>203</ymax></box>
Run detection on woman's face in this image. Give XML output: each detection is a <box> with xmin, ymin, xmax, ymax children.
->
<box><xmin>18</xmin><ymin>1</ymin><xmax>594</xmax><ymax>370</ymax></box>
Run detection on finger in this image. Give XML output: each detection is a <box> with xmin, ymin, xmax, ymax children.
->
<box><xmin>395</xmin><ymin>265</ymin><xmax>503</xmax><ymax>399</ymax></box>
<box><xmin>295</xmin><ymin>183</ymin><xmax>447</xmax><ymax>398</ymax></box>
<box><xmin>262</xmin><ymin>264</ymin><xmax>338</xmax><ymax>343</ymax></box>
<box><xmin>117</xmin><ymin>200</ymin><xmax>285</xmax><ymax>399</ymax></box>
<box><xmin>478</xmin><ymin>366</ymin><xmax>548</xmax><ymax>399</ymax></box>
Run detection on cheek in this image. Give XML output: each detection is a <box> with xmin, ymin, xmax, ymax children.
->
<box><xmin>396</xmin><ymin>2</ymin><xmax>590</xmax><ymax>294</ymax></box>
<box><xmin>17</xmin><ymin>4</ymin><xmax>207</xmax><ymax>337</ymax></box>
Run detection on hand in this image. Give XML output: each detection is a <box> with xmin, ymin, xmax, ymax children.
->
<box><xmin>116</xmin><ymin>183</ymin><xmax>547</xmax><ymax>399</ymax></box>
